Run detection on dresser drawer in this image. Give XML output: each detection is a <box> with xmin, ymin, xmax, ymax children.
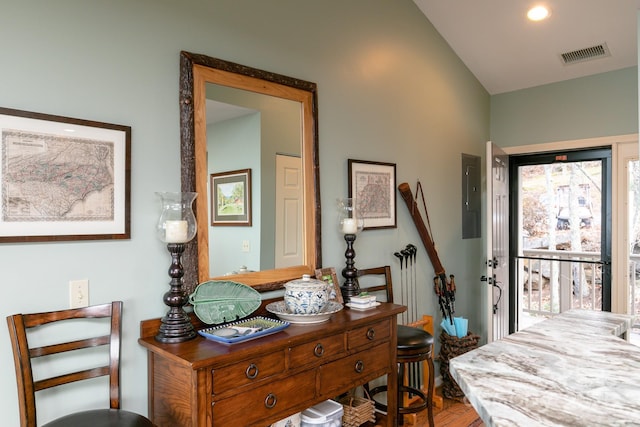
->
<box><xmin>212</xmin><ymin>351</ymin><xmax>285</xmax><ymax>394</ymax></box>
<box><xmin>318</xmin><ymin>343</ymin><xmax>389</xmax><ymax>395</ymax></box>
<box><xmin>212</xmin><ymin>370</ymin><xmax>316</xmax><ymax>426</ymax></box>
<box><xmin>347</xmin><ymin>319</ymin><xmax>391</xmax><ymax>350</ymax></box>
<box><xmin>289</xmin><ymin>333</ymin><xmax>345</xmax><ymax>368</ymax></box>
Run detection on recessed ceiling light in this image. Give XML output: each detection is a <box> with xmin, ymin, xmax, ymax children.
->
<box><xmin>527</xmin><ymin>5</ymin><xmax>550</xmax><ymax>21</ymax></box>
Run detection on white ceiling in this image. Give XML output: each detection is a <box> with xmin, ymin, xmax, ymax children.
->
<box><xmin>207</xmin><ymin>99</ymin><xmax>255</xmax><ymax>124</ymax></box>
<box><xmin>413</xmin><ymin>0</ymin><xmax>640</xmax><ymax>94</ymax></box>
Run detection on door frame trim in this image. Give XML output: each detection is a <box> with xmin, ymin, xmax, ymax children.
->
<box><xmin>503</xmin><ymin>134</ymin><xmax>636</xmax><ymax>155</ymax></box>
<box><xmin>502</xmin><ymin>133</ymin><xmax>638</xmax><ymax>315</ymax></box>
<box><xmin>614</xmin><ymin>141</ymin><xmax>639</xmax><ymax>314</ymax></box>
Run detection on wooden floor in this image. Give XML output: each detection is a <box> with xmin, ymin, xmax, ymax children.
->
<box><xmin>365</xmin><ymin>388</ymin><xmax>484</xmax><ymax>427</ymax></box>
<box><xmin>431</xmin><ymin>394</ymin><xmax>484</xmax><ymax>427</ymax></box>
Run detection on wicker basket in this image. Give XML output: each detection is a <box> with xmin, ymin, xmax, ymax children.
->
<box><xmin>338</xmin><ymin>389</ymin><xmax>376</xmax><ymax>427</ymax></box>
<box><xmin>438</xmin><ymin>330</ymin><xmax>480</xmax><ymax>401</ymax></box>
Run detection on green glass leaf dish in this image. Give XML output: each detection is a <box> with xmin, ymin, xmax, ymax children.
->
<box><xmin>189</xmin><ymin>280</ymin><xmax>262</xmax><ymax>325</ymax></box>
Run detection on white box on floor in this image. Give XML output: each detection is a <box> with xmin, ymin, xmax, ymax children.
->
<box><xmin>271</xmin><ymin>412</ymin><xmax>301</xmax><ymax>427</ymax></box>
<box><xmin>300</xmin><ymin>399</ymin><xmax>343</xmax><ymax>427</ymax></box>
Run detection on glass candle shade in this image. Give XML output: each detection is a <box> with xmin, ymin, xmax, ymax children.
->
<box><xmin>156</xmin><ymin>192</ymin><xmax>198</xmax><ymax>243</ymax></box>
<box><xmin>337</xmin><ymin>198</ymin><xmax>363</xmax><ymax>234</ymax></box>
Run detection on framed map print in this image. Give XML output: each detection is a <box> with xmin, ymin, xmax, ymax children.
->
<box><xmin>348</xmin><ymin>159</ymin><xmax>396</xmax><ymax>230</ymax></box>
<box><xmin>0</xmin><ymin>107</ymin><xmax>131</xmax><ymax>242</ymax></box>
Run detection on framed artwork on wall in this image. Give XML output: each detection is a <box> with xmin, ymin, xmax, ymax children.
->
<box><xmin>210</xmin><ymin>168</ymin><xmax>252</xmax><ymax>226</ymax></box>
<box><xmin>315</xmin><ymin>267</ymin><xmax>343</xmax><ymax>304</ymax></box>
<box><xmin>348</xmin><ymin>159</ymin><xmax>397</xmax><ymax>230</ymax></box>
<box><xmin>0</xmin><ymin>107</ymin><xmax>131</xmax><ymax>242</ymax></box>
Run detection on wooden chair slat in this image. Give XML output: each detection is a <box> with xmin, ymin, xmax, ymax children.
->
<box><xmin>34</xmin><ymin>366</ymin><xmax>110</xmax><ymax>391</ymax></box>
<box><xmin>21</xmin><ymin>304</ymin><xmax>112</xmax><ymax>328</ymax></box>
<box><xmin>29</xmin><ymin>335</ymin><xmax>110</xmax><ymax>358</ymax></box>
<box><xmin>357</xmin><ymin>266</ymin><xmax>394</xmax><ymax>303</ymax></box>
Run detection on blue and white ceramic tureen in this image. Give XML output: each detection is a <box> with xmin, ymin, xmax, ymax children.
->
<box><xmin>283</xmin><ymin>274</ymin><xmax>330</xmax><ymax>314</ymax></box>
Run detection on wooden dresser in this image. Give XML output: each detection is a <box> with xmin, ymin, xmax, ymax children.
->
<box><xmin>139</xmin><ymin>303</ymin><xmax>405</xmax><ymax>427</ymax></box>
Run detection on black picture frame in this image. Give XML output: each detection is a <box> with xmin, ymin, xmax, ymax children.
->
<box><xmin>348</xmin><ymin>159</ymin><xmax>397</xmax><ymax>230</ymax></box>
<box><xmin>210</xmin><ymin>168</ymin><xmax>252</xmax><ymax>226</ymax></box>
<box><xmin>0</xmin><ymin>107</ymin><xmax>131</xmax><ymax>242</ymax></box>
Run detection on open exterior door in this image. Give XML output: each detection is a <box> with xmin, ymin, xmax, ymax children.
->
<box><xmin>485</xmin><ymin>141</ymin><xmax>510</xmax><ymax>342</ymax></box>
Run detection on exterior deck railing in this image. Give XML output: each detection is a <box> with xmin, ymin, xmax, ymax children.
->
<box><xmin>516</xmin><ymin>249</ymin><xmax>604</xmax><ymax>322</ymax></box>
<box><xmin>517</xmin><ymin>250</ymin><xmax>640</xmax><ymax>339</ymax></box>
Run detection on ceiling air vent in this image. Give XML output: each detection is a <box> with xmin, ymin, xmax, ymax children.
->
<box><xmin>560</xmin><ymin>43</ymin><xmax>610</xmax><ymax>65</ymax></box>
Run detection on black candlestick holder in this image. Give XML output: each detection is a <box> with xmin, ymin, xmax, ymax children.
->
<box><xmin>155</xmin><ymin>243</ymin><xmax>196</xmax><ymax>343</ymax></box>
<box><xmin>340</xmin><ymin>233</ymin><xmax>360</xmax><ymax>302</ymax></box>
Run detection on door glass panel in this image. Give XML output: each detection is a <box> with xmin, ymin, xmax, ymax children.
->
<box><xmin>518</xmin><ymin>160</ymin><xmax>604</xmax><ymax>328</ymax></box>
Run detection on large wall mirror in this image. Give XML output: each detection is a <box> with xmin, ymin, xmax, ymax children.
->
<box><xmin>180</xmin><ymin>51</ymin><xmax>321</xmax><ymax>293</ymax></box>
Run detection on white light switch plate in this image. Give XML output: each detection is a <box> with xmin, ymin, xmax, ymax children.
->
<box><xmin>69</xmin><ymin>279</ymin><xmax>89</xmax><ymax>308</ymax></box>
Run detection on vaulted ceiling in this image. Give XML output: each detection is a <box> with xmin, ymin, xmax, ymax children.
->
<box><xmin>413</xmin><ymin>0</ymin><xmax>640</xmax><ymax>94</ymax></box>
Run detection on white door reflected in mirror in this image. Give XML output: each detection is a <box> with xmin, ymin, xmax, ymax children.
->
<box><xmin>275</xmin><ymin>153</ymin><xmax>303</xmax><ymax>269</ymax></box>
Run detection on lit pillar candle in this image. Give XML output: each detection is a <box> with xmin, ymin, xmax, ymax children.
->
<box><xmin>342</xmin><ymin>218</ymin><xmax>358</xmax><ymax>234</ymax></box>
<box><xmin>165</xmin><ymin>220</ymin><xmax>188</xmax><ymax>242</ymax></box>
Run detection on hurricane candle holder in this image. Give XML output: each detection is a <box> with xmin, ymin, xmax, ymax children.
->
<box><xmin>337</xmin><ymin>198</ymin><xmax>364</xmax><ymax>302</ymax></box>
<box><xmin>155</xmin><ymin>191</ymin><xmax>198</xmax><ymax>343</ymax></box>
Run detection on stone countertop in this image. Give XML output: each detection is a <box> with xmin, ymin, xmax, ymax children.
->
<box><xmin>449</xmin><ymin>310</ymin><xmax>640</xmax><ymax>427</ymax></box>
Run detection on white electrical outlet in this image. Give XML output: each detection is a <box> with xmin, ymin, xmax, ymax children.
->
<box><xmin>242</xmin><ymin>240</ymin><xmax>250</xmax><ymax>252</ymax></box>
<box><xmin>69</xmin><ymin>279</ymin><xmax>89</xmax><ymax>308</ymax></box>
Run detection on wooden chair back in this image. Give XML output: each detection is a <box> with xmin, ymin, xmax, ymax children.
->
<box><xmin>356</xmin><ymin>265</ymin><xmax>394</xmax><ymax>303</ymax></box>
<box><xmin>6</xmin><ymin>302</ymin><xmax>124</xmax><ymax>427</ymax></box>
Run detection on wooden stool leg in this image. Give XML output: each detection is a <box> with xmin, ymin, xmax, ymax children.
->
<box><xmin>426</xmin><ymin>352</ymin><xmax>435</xmax><ymax>427</ymax></box>
<box><xmin>398</xmin><ymin>362</ymin><xmax>405</xmax><ymax>426</ymax></box>
<box><xmin>408</xmin><ymin>315</ymin><xmax>444</xmax><ymax>410</ymax></box>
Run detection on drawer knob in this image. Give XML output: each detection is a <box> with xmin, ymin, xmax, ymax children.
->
<box><xmin>264</xmin><ymin>393</ymin><xmax>278</xmax><ymax>409</ymax></box>
<box><xmin>314</xmin><ymin>343</ymin><xmax>325</xmax><ymax>357</ymax></box>
<box><xmin>366</xmin><ymin>328</ymin><xmax>376</xmax><ymax>340</ymax></box>
<box><xmin>245</xmin><ymin>363</ymin><xmax>259</xmax><ymax>379</ymax></box>
<box><xmin>354</xmin><ymin>360</ymin><xmax>365</xmax><ymax>373</ymax></box>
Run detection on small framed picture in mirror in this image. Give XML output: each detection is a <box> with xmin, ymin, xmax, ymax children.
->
<box><xmin>210</xmin><ymin>168</ymin><xmax>251</xmax><ymax>226</ymax></box>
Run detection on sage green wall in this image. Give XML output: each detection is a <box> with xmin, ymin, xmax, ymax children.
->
<box><xmin>490</xmin><ymin>67</ymin><xmax>638</xmax><ymax>146</ymax></box>
<box><xmin>209</xmin><ymin>114</ymin><xmax>262</xmax><ymax>276</ymax></box>
<box><xmin>0</xmin><ymin>1</ymin><xmax>489</xmax><ymax>423</ymax></box>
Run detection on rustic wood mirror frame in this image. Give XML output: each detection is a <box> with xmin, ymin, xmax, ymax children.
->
<box><xmin>179</xmin><ymin>51</ymin><xmax>321</xmax><ymax>294</ymax></box>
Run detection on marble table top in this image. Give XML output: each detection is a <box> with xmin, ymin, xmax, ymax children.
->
<box><xmin>450</xmin><ymin>310</ymin><xmax>639</xmax><ymax>426</ymax></box>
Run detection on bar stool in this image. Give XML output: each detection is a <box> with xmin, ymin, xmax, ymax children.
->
<box><xmin>369</xmin><ymin>325</ymin><xmax>434</xmax><ymax>426</ymax></box>
<box><xmin>353</xmin><ymin>266</ymin><xmax>435</xmax><ymax>427</ymax></box>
